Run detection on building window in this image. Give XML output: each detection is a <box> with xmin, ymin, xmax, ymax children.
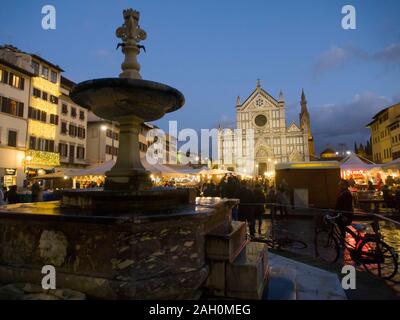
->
<box><xmin>77</xmin><ymin>146</ymin><xmax>85</xmax><ymax>159</ymax></box>
<box><xmin>1</xmin><ymin>96</ymin><xmax>24</xmax><ymax>117</ymax></box>
<box><xmin>32</xmin><ymin>61</ymin><xmax>40</xmax><ymax>75</ymax></box>
<box><xmin>49</xmin><ymin>114</ymin><xmax>59</xmax><ymax>125</ymax></box>
<box><xmin>42</xmin><ymin>91</ymin><xmax>48</xmax><ymax>101</ymax></box>
<box><xmin>49</xmin><ymin>95</ymin><xmax>58</xmax><ymax>104</ymax></box>
<box><xmin>28</xmin><ymin>107</ymin><xmax>46</xmax><ymax>122</ymax></box>
<box><xmin>69</xmin><ymin>124</ymin><xmax>77</xmax><ymax>137</ymax></box>
<box><xmin>41</xmin><ymin>66</ymin><xmax>49</xmax><ymax>79</ymax></box>
<box><xmin>30</xmin><ymin>137</ymin><xmax>55</xmax><ymax>152</ymax></box>
<box><xmin>71</xmin><ymin>107</ymin><xmax>77</xmax><ymax>118</ymax></box>
<box><xmin>33</xmin><ymin>87</ymin><xmax>41</xmax><ymax>98</ymax></box>
<box><xmin>1</xmin><ymin>70</ymin><xmax>8</xmax><ymax>84</ymax></box>
<box><xmin>77</xmin><ymin>127</ymin><xmax>86</xmax><ymax>139</ymax></box>
<box><xmin>58</xmin><ymin>143</ymin><xmax>68</xmax><ymax>157</ymax></box>
<box><xmin>61</xmin><ymin>121</ymin><xmax>67</xmax><ymax>134</ymax></box>
<box><xmin>7</xmin><ymin>130</ymin><xmax>17</xmax><ymax>147</ymax></box>
<box><xmin>79</xmin><ymin>110</ymin><xmax>85</xmax><ymax>120</ymax></box>
<box><xmin>50</xmin><ymin>71</ymin><xmax>57</xmax><ymax>83</ymax></box>
<box><xmin>8</xmin><ymin>72</ymin><xmax>24</xmax><ymax>90</ymax></box>
<box><xmin>62</xmin><ymin>103</ymin><xmax>68</xmax><ymax>114</ymax></box>
<box><xmin>106</xmin><ymin>145</ymin><xmax>118</xmax><ymax>156</ymax></box>
<box><xmin>29</xmin><ymin>136</ymin><xmax>37</xmax><ymax>149</ymax></box>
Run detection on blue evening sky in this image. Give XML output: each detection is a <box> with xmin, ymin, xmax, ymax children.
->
<box><xmin>1</xmin><ymin>0</ymin><xmax>399</xmax><ymax>153</ymax></box>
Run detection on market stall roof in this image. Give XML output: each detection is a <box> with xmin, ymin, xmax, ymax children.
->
<box><xmin>340</xmin><ymin>153</ymin><xmax>377</xmax><ymax>170</ymax></box>
<box><xmin>70</xmin><ymin>160</ymin><xmax>207</xmax><ymax>177</ymax></box>
<box><xmin>198</xmin><ymin>168</ymin><xmax>235</xmax><ymax>175</ymax></box>
<box><xmin>33</xmin><ymin>168</ymin><xmax>82</xmax><ymax>179</ymax></box>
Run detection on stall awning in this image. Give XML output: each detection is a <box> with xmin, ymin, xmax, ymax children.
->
<box><xmin>70</xmin><ymin>160</ymin><xmax>207</xmax><ymax>177</ymax></box>
<box><xmin>340</xmin><ymin>154</ymin><xmax>377</xmax><ymax>170</ymax></box>
<box><xmin>33</xmin><ymin>168</ymin><xmax>81</xmax><ymax>179</ymax></box>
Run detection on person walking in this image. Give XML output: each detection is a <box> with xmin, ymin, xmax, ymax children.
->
<box><xmin>253</xmin><ymin>184</ymin><xmax>266</xmax><ymax>235</ymax></box>
<box><xmin>276</xmin><ymin>184</ymin><xmax>289</xmax><ymax>219</ymax></box>
<box><xmin>267</xmin><ymin>185</ymin><xmax>277</xmax><ymax>220</ymax></box>
<box><xmin>238</xmin><ymin>180</ymin><xmax>256</xmax><ymax>238</ymax></box>
<box><xmin>0</xmin><ymin>186</ymin><xmax>6</xmax><ymax>205</ymax></box>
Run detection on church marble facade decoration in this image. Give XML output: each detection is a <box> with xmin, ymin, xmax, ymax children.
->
<box><xmin>217</xmin><ymin>81</ymin><xmax>314</xmax><ymax>176</ymax></box>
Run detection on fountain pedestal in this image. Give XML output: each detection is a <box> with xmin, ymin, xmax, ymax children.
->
<box><xmin>0</xmin><ymin>198</ymin><xmax>236</xmax><ymax>299</ymax></box>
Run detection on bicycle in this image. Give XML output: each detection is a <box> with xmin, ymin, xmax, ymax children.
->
<box><xmin>253</xmin><ymin>234</ymin><xmax>307</xmax><ymax>251</ymax></box>
<box><xmin>316</xmin><ymin>213</ymin><xmax>399</xmax><ymax>280</ymax></box>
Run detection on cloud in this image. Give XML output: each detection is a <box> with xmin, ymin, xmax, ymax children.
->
<box><xmin>214</xmin><ymin>114</ymin><xmax>236</xmax><ymax>128</ymax></box>
<box><xmin>373</xmin><ymin>42</ymin><xmax>400</xmax><ymax>64</ymax></box>
<box><xmin>313</xmin><ymin>42</ymin><xmax>400</xmax><ymax>76</ymax></box>
<box><xmin>311</xmin><ymin>92</ymin><xmax>392</xmax><ymax>152</ymax></box>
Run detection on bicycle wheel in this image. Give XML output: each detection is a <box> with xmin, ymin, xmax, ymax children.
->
<box><xmin>316</xmin><ymin>228</ymin><xmax>340</xmax><ymax>263</ymax></box>
<box><xmin>357</xmin><ymin>238</ymin><xmax>399</xmax><ymax>280</ymax></box>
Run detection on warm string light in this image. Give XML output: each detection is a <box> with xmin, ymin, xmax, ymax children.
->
<box><xmin>26</xmin><ymin>150</ymin><xmax>60</xmax><ymax>167</ymax></box>
<box><xmin>32</xmin><ymin>76</ymin><xmax>60</xmax><ymax>97</ymax></box>
<box><xmin>31</xmin><ymin>96</ymin><xmax>58</xmax><ymax>114</ymax></box>
<box><xmin>28</xmin><ymin>120</ymin><xmax>56</xmax><ymax>140</ymax></box>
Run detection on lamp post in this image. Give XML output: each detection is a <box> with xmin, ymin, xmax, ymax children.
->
<box><xmin>100</xmin><ymin>124</ymin><xmax>107</xmax><ymax>163</ymax></box>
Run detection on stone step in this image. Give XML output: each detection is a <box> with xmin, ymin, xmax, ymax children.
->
<box><xmin>225</xmin><ymin>242</ymin><xmax>269</xmax><ymax>300</ymax></box>
<box><xmin>206</xmin><ymin>221</ymin><xmax>247</xmax><ymax>263</ymax></box>
<box><xmin>264</xmin><ymin>266</ymin><xmax>297</xmax><ymax>300</ymax></box>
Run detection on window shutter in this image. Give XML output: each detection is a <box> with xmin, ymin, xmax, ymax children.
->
<box><xmin>8</xmin><ymin>73</ymin><xmax>13</xmax><ymax>86</ymax></box>
<box><xmin>18</xmin><ymin>102</ymin><xmax>24</xmax><ymax>117</ymax></box>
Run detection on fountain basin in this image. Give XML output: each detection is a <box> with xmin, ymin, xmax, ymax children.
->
<box><xmin>70</xmin><ymin>78</ymin><xmax>185</xmax><ymax>122</ymax></box>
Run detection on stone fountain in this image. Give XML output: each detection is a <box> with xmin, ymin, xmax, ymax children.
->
<box><xmin>0</xmin><ymin>9</ymin><xmax>268</xmax><ymax>300</ymax></box>
<box><xmin>62</xmin><ymin>8</ymin><xmax>193</xmax><ymax>212</ymax></box>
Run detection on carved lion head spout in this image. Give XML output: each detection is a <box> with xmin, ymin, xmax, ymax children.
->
<box><xmin>39</xmin><ymin>230</ymin><xmax>68</xmax><ymax>267</ymax></box>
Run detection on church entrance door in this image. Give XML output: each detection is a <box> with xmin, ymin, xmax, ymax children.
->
<box><xmin>258</xmin><ymin>162</ymin><xmax>267</xmax><ymax>176</ymax></box>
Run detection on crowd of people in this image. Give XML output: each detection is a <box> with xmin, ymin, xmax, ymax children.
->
<box><xmin>201</xmin><ymin>174</ymin><xmax>291</xmax><ymax>238</ymax></box>
<box><xmin>0</xmin><ymin>181</ymin><xmax>44</xmax><ymax>205</ymax></box>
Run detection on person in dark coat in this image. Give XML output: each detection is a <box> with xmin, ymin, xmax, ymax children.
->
<box><xmin>31</xmin><ymin>181</ymin><xmax>41</xmax><ymax>202</ymax></box>
<box><xmin>238</xmin><ymin>181</ymin><xmax>256</xmax><ymax>238</ymax></box>
<box><xmin>335</xmin><ymin>178</ymin><xmax>354</xmax><ymax>239</ymax></box>
<box><xmin>253</xmin><ymin>184</ymin><xmax>266</xmax><ymax>235</ymax></box>
<box><xmin>7</xmin><ymin>185</ymin><xmax>19</xmax><ymax>204</ymax></box>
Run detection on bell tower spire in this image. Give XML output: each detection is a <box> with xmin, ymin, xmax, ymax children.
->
<box><xmin>299</xmin><ymin>89</ymin><xmax>315</xmax><ymax>157</ymax></box>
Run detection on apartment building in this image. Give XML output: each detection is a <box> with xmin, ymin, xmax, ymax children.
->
<box><xmin>26</xmin><ymin>54</ymin><xmax>62</xmax><ymax>175</ymax></box>
<box><xmin>86</xmin><ymin>112</ymin><xmax>120</xmax><ymax>165</ymax></box>
<box><xmin>367</xmin><ymin>102</ymin><xmax>400</xmax><ymax>163</ymax></box>
<box><xmin>0</xmin><ymin>49</ymin><xmax>33</xmax><ymax>187</ymax></box>
<box><xmin>58</xmin><ymin>76</ymin><xmax>88</xmax><ymax>168</ymax></box>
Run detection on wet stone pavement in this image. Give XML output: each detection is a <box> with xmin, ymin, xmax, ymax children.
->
<box><xmin>253</xmin><ymin>210</ymin><xmax>400</xmax><ymax>299</ymax></box>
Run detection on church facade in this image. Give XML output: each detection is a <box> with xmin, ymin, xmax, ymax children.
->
<box><xmin>217</xmin><ymin>81</ymin><xmax>315</xmax><ymax>176</ymax></box>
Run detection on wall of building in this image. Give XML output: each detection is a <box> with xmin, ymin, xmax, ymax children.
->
<box><xmin>58</xmin><ymin>85</ymin><xmax>87</xmax><ymax>168</ymax></box>
<box><xmin>0</xmin><ymin>61</ymin><xmax>31</xmax><ymax>187</ymax></box>
<box><xmin>369</xmin><ymin>103</ymin><xmax>400</xmax><ymax>164</ymax></box>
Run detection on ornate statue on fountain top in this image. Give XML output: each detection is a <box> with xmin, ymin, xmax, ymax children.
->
<box><xmin>116</xmin><ymin>9</ymin><xmax>147</xmax><ymax>79</ymax></box>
